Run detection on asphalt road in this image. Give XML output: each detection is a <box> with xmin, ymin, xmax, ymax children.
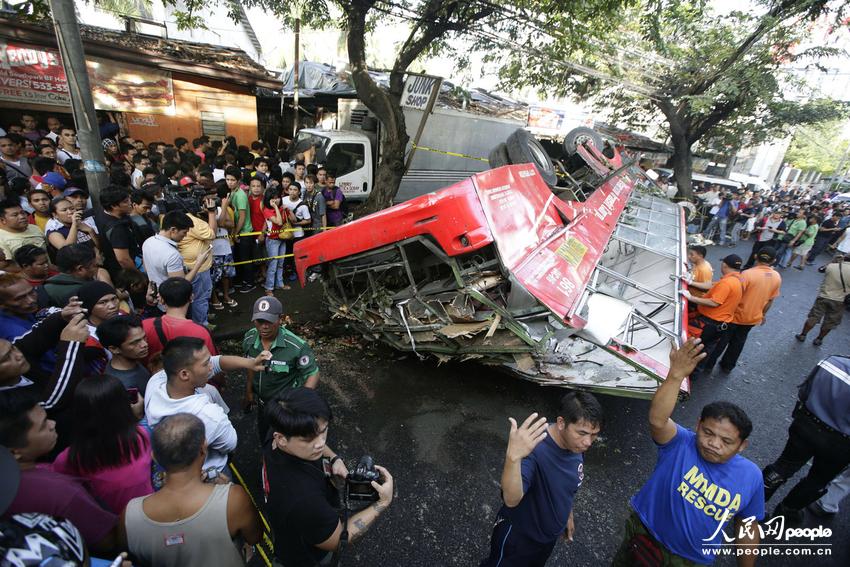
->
<box><xmin>214</xmin><ymin>240</ymin><xmax>849</xmax><ymax>567</ymax></box>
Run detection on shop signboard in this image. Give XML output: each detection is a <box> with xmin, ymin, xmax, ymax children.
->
<box><xmin>0</xmin><ymin>41</ymin><xmax>175</xmax><ymax>115</ymax></box>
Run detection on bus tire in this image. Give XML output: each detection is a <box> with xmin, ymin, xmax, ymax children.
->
<box><xmin>488</xmin><ymin>143</ymin><xmax>511</xmax><ymax>168</ymax></box>
<box><xmin>563</xmin><ymin>127</ymin><xmax>604</xmax><ymax>156</ymax></box>
<box><xmin>506</xmin><ymin>129</ymin><xmax>558</xmax><ymax>187</ymax></box>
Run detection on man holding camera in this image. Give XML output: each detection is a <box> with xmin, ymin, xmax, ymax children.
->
<box><xmin>480</xmin><ymin>391</ymin><xmax>603</xmax><ymax>566</ymax></box>
<box><xmin>242</xmin><ymin>296</ymin><xmax>319</xmax><ymax>443</ymax></box>
<box><xmin>264</xmin><ymin>388</ymin><xmax>394</xmax><ymax>567</ymax></box>
<box><xmin>177</xmin><ymin>192</ymin><xmax>219</xmax><ymax>328</ymax></box>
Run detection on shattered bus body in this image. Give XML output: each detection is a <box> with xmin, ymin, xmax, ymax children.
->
<box><xmin>295</xmin><ymin>142</ymin><xmax>690</xmax><ymax>399</ymax></box>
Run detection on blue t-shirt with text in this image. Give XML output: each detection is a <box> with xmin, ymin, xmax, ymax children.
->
<box><xmin>501</xmin><ymin>430</ymin><xmax>583</xmax><ymax>543</ymax></box>
<box><xmin>631</xmin><ymin>424</ymin><xmax>764</xmax><ymax>564</ymax></box>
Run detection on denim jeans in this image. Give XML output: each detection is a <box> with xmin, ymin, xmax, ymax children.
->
<box><xmin>191</xmin><ymin>270</ymin><xmax>212</xmax><ymax>326</ymax></box>
<box><xmin>264</xmin><ymin>238</ymin><xmax>285</xmax><ymax>291</ymax></box>
<box><xmin>778</xmin><ymin>245</ymin><xmax>793</xmax><ymax>268</ymax></box>
<box><xmin>730</xmin><ymin>221</ymin><xmax>746</xmax><ymax>244</ymax></box>
<box><xmin>704</xmin><ymin>216</ymin><xmax>728</xmax><ymax>245</ymax></box>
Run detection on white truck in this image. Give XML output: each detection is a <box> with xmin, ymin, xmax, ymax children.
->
<box><xmin>292</xmin><ymin>99</ymin><xmax>527</xmax><ymax>203</ymax></box>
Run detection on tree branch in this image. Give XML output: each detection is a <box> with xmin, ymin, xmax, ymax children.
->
<box><xmin>674</xmin><ymin>0</ymin><xmax>813</xmax><ymax>98</ymax></box>
<box><xmin>688</xmin><ymin>96</ymin><xmax>746</xmax><ymax>143</ymax></box>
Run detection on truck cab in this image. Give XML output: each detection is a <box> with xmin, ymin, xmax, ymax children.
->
<box><xmin>293</xmin><ymin>128</ymin><xmax>374</xmax><ymax>200</ymax></box>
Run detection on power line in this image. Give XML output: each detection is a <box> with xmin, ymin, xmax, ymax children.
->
<box><xmin>371</xmin><ymin>1</ymin><xmax>663</xmax><ymax>99</ymax></box>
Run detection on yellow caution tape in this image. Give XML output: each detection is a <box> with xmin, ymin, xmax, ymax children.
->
<box><xmin>224</xmin><ymin>253</ymin><xmax>295</xmax><ymax>267</ymax></box>
<box><xmin>410</xmin><ymin>143</ymin><xmax>489</xmax><ymax>163</ymax></box>
<box><xmin>218</xmin><ymin>226</ymin><xmax>333</xmax><ymax>241</ymax></box>
<box><xmin>228</xmin><ymin>461</ymin><xmax>275</xmax><ymax>563</ymax></box>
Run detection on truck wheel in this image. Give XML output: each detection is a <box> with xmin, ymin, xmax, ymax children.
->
<box><xmin>563</xmin><ymin>127</ymin><xmax>604</xmax><ymax>156</ymax></box>
<box><xmin>488</xmin><ymin>143</ymin><xmax>511</xmax><ymax>168</ymax></box>
<box><xmin>506</xmin><ymin>129</ymin><xmax>558</xmax><ymax>187</ymax></box>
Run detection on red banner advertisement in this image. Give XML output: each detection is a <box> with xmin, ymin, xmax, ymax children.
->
<box><xmin>0</xmin><ymin>41</ymin><xmax>175</xmax><ymax>115</ymax></box>
<box><xmin>0</xmin><ymin>42</ymin><xmax>70</xmax><ymax>106</ymax></box>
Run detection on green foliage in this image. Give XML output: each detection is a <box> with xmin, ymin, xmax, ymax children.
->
<box><xmin>785</xmin><ymin>120</ymin><xmax>850</xmax><ymax>175</ymax></box>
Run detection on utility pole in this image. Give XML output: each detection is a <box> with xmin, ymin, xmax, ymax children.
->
<box><xmin>48</xmin><ymin>0</ymin><xmax>109</xmax><ymax>211</ymax></box>
<box><xmin>293</xmin><ymin>16</ymin><xmax>300</xmax><ymax>139</ymax></box>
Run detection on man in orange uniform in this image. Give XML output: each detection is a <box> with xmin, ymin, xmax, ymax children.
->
<box><xmin>701</xmin><ymin>247</ymin><xmax>782</xmax><ymax>374</ymax></box>
<box><xmin>682</xmin><ymin>254</ymin><xmax>745</xmax><ymax>377</ymax></box>
<box><xmin>686</xmin><ymin>245</ymin><xmax>713</xmax><ymax>299</ymax></box>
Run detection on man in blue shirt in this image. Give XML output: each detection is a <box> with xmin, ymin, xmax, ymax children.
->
<box><xmin>480</xmin><ymin>391</ymin><xmax>602</xmax><ymax>566</ymax></box>
<box><xmin>612</xmin><ymin>339</ymin><xmax>763</xmax><ymax>566</ymax></box>
<box><xmin>704</xmin><ymin>192</ymin><xmax>735</xmax><ymax>246</ymax></box>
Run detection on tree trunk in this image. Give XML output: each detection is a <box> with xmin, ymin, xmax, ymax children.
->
<box><xmin>365</xmin><ymin>126</ymin><xmax>408</xmax><ymax>213</ymax></box>
<box><xmin>668</xmin><ymin>133</ymin><xmax>694</xmax><ymax>200</ymax></box>
<box><xmin>345</xmin><ymin>2</ymin><xmax>409</xmax><ymax>215</ymax></box>
<box><xmin>655</xmin><ymin>99</ymin><xmax>694</xmax><ymax>200</ymax></box>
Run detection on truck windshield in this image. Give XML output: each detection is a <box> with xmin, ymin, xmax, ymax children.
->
<box><xmin>293</xmin><ymin>131</ymin><xmax>330</xmax><ymax>155</ymax></box>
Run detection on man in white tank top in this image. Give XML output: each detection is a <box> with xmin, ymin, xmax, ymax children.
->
<box><xmin>120</xmin><ymin>413</ymin><xmax>261</xmax><ymax>567</ymax></box>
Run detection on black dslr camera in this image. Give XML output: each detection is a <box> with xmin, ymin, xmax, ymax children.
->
<box><xmin>345</xmin><ymin>455</ymin><xmax>381</xmax><ymax>502</ymax></box>
<box><xmin>157</xmin><ymin>184</ymin><xmax>207</xmax><ymax>215</ymax></box>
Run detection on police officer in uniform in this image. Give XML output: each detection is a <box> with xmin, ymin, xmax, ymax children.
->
<box><xmin>762</xmin><ymin>355</ymin><xmax>850</xmax><ymax>522</ymax></box>
<box><xmin>242</xmin><ymin>296</ymin><xmax>319</xmax><ymax>443</ymax></box>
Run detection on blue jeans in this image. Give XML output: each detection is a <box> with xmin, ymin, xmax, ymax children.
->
<box><xmin>705</xmin><ymin>216</ymin><xmax>728</xmax><ymax>245</ymax></box>
<box><xmin>191</xmin><ymin>270</ymin><xmax>212</xmax><ymax>326</ymax></box>
<box><xmin>264</xmin><ymin>239</ymin><xmax>285</xmax><ymax>291</ymax></box>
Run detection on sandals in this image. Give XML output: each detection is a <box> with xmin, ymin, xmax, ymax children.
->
<box><xmin>225</xmin><ymin>298</ymin><xmax>238</xmax><ymax>307</ymax></box>
<box><xmin>211</xmin><ymin>302</ymin><xmax>224</xmax><ymax>311</ymax></box>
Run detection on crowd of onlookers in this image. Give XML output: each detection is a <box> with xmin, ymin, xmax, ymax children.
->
<box><xmin>692</xmin><ymin>182</ymin><xmax>850</xmax><ymax>270</ymax></box>
<box><xmin>0</xmin><ymin>113</ymin><xmax>349</xmax><ymax>330</ymax></box>
<box><xmin>0</xmin><ymin>113</ymin><xmax>357</xmax><ymax>566</ymax></box>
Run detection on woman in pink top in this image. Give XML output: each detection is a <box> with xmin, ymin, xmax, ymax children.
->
<box><xmin>52</xmin><ymin>375</ymin><xmax>153</xmax><ymax>514</ymax></box>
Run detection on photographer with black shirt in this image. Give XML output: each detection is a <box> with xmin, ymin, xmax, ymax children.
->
<box><xmin>263</xmin><ymin>388</ymin><xmax>394</xmax><ymax>567</ymax></box>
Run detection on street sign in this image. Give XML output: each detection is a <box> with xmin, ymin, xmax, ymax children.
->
<box><xmin>401</xmin><ymin>74</ymin><xmax>439</xmax><ymax>110</ymax></box>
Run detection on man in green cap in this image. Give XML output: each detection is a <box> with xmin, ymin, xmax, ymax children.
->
<box><xmin>243</xmin><ymin>296</ymin><xmax>319</xmax><ymax>443</ymax></box>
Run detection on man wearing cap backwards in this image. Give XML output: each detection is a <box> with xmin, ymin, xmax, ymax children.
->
<box><xmin>39</xmin><ymin>171</ymin><xmax>66</xmax><ymax>197</ymax></box>
<box><xmin>700</xmin><ymin>247</ymin><xmax>782</xmax><ymax>374</ymax></box>
<box><xmin>795</xmin><ymin>252</ymin><xmax>850</xmax><ymax>346</ymax></box>
<box><xmin>243</xmin><ymin>296</ymin><xmax>320</xmax><ymax>443</ymax></box>
<box><xmin>681</xmin><ymin>255</ymin><xmax>745</xmax><ymax>378</ymax></box>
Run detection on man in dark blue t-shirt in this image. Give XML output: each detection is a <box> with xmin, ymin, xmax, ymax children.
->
<box><xmin>480</xmin><ymin>391</ymin><xmax>602</xmax><ymax>566</ymax></box>
<box><xmin>612</xmin><ymin>338</ymin><xmax>764</xmax><ymax>566</ymax></box>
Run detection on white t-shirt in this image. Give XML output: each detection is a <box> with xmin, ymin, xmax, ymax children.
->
<box><xmin>144</xmin><ymin>356</ymin><xmax>235</xmax><ymax>473</ymax></box>
<box><xmin>142</xmin><ymin>234</ymin><xmax>185</xmax><ymax>285</ymax></box>
<box><xmin>282</xmin><ymin>197</ymin><xmax>311</xmax><ymax>238</ymax></box>
<box><xmin>131</xmin><ymin>168</ymin><xmax>144</xmax><ymax>189</ymax></box>
<box><xmin>757</xmin><ymin>217</ymin><xmax>782</xmax><ymax>243</ymax></box>
<box><xmin>56</xmin><ymin>147</ymin><xmax>81</xmax><ymax>164</ymax></box>
<box><xmin>211</xmin><ymin>207</ymin><xmax>232</xmax><ymax>256</ymax></box>
<box><xmin>838</xmin><ymin>234</ymin><xmax>850</xmax><ymax>255</ymax></box>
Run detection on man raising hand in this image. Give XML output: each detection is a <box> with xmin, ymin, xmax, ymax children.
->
<box><xmin>481</xmin><ymin>392</ymin><xmax>603</xmax><ymax>566</ymax></box>
<box><xmin>613</xmin><ymin>338</ymin><xmax>764</xmax><ymax>567</ymax></box>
